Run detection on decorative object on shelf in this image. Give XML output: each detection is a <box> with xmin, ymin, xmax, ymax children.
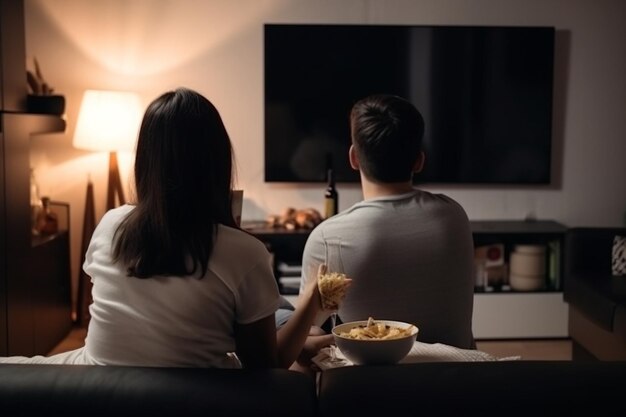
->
<box><xmin>474</xmin><ymin>243</ymin><xmax>507</xmax><ymax>291</ymax></box>
<box><xmin>73</xmin><ymin>89</ymin><xmax>143</xmax><ymax>211</ymax></box>
<box><xmin>612</xmin><ymin>235</ymin><xmax>626</xmax><ymax>276</ymax></box>
<box><xmin>26</xmin><ymin>57</ymin><xmax>65</xmax><ymax>115</ymax></box>
<box><xmin>547</xmin><ymin>240</ymin><xmax>561</xmax><ymax>290</ymax></box>
<box><xmin>509</xmin><ymin>244</ymin><xmax>546</xmax><ymax>291</ymax></box>
<box><xmin>266</xmin><ymin>207</ymin><xmax>323</xmax><ymax>230</ymax></box>
<box><xmin>30</xmin><ymin>168</ymin><xmax>43</xmax><ymax>236</ymax></box>
<box><xmin>35</xmin><ymin>196</ymin><xmax>59</xmax><ymax>235</ymax></box>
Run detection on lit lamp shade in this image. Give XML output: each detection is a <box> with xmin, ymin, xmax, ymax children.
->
<box><xmin>73</xmin><ymin>90</ymin><xmax>143</xmax><ymax>152</ymax></box>
<box><xmin>72</xmin><ymin>89</ymin><xmax>144</xmax><ymax>211</ymax></box>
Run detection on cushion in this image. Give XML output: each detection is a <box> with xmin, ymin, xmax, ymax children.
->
<box><xmin>613</xmin><ymin>235</ymin><xmax>626</xmax><ymax>275</ymax></box>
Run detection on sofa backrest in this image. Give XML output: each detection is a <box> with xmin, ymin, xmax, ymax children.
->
<box><xmin>3</xmin><ymin>361</ymin><xmax>626</xmax><ymax>417</ymax></box>
<box><xmin>0</xmin><ymin>364</ymin><xmax>316</xmax><ymax>417</ymax></box>
<box><xmin>317</xmin><ymin>361</ymin><xmax>626</xmax><ymax>417</ymax></box>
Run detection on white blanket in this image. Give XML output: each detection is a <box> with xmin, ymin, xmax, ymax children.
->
<box><xmin>312</xmin><ymin>341</ymin><xmax>520</xmax><ymax>370</ymax></box>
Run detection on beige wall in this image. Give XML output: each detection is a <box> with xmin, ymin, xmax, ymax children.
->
<box><xmin>24</xmin><ymin>0</ymin><xmax>626</xmax><ymax>314</ymax></box>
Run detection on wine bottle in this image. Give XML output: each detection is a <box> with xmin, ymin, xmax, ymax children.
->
<box><xmin>324</xmin><ymin>168</ymin><xmax>338</xmax><ymax>219</ymax></box>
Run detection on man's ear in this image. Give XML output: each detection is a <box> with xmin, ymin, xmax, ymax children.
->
<box><xmin>413</xmin><ymin>151</ymin><xmax>425</xmax><ymax>173</ymax></box>
<box><xmin>349</xmin><ymin>145</ymin><xmax>360</xmax><ymax>170</ymax></box>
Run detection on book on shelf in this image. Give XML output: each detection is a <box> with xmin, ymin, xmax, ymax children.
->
<box><xmin>277</xmin><ymin>262</ymin><xmax>302</xmax><ymax>276</ymax></box>
<box><xmin>279</xmin><ymin>277</ymin><xmax>301</xmax><ymax>295</ymax></box>
<box><xmin>547</xmin><ymin>240</ymin><xmax>561</xmax><ymax>290</ymax></box>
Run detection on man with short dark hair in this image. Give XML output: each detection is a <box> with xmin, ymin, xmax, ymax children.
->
<box><xmin>300</xmin><ymin>94</ymin><xmax>475</xmax><ymax>349</ymax></box>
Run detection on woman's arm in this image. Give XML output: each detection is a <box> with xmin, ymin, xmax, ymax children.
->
<box><xmin>275</xmin><ymin>275</ymin><xmax>322</xmax><ymax>369</ymax></box>
<box><xmin>276</xmin><ymin>265</ymin><xmax>350</xmax><ymax>369</ymax></box>
<box><xmin>234</xmin><ymin>314</ymin><xmax>279</xmax><ymax>368</ymax></box>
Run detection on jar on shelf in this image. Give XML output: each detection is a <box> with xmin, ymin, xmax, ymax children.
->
<box><xmin>509</xmin><ymin>244</ymin><xmax>546</xmax><ymax>291</ymax></box>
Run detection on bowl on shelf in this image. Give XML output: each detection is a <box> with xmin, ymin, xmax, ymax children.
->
<box><xmin>332</xmin><ymin>319</ymin><xmax>418</xmax><ymax>365</ymax></box>
<box><xmin>27</xmin><ymin>94</ymin><xmax>65</xmax><ymax>115</ymax></box>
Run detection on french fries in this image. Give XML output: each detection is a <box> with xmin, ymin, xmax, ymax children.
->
<box><xmin>339</xmin><ymin>317</ymin><xmax>415</xmax><ymax>340</ymax></box>
<box><xmin>317</xmin><ymin>269</ymin><xmax>350</xmax><ymax>310</ymax></box>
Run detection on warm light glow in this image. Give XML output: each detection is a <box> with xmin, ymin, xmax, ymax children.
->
<box><xmin>73</xmin><ymin>90</ymin><xmax>143</xmax><ymax>152</ymax></box>
<box><xmin>36</xmin><ymin>0</ymin><xmax>278</xmax><ymax>77</ymax></box>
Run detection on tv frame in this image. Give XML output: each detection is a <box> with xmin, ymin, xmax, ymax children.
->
<box><xmin>264</xmin><ymin>23</ymin><xmax>556</xmax><ymax>186</ymax></box>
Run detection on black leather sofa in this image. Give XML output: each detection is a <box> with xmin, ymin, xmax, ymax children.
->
<box><xmin>0</xmin><ymin>364</ymin><xmax>316</xmax><ymax>417</ymax></box>
<box><xmin>564</xmin><ymin>227</ymin><xmax>626</xmax><ymax>360</ymax></box>
<box><xmin>2</xmin><ymin>361</ymin><xmax>626</xmax><ymax>416</ymax></box>
<box><xmin>318</xmin><ymin>361</ymin><xmax>626</xmax><ymax>417</ymax></box>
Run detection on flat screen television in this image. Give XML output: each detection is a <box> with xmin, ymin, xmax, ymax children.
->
<box><xmin>264</xmin><ymin>24</ymin><xmax>555</xmax><ymax>185</ymax></box>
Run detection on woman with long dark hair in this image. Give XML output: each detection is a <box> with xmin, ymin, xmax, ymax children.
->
<box><xmin>1</xmin><ymin>88</ymin><xmax>342</xmax><ymax>368</ymax></box>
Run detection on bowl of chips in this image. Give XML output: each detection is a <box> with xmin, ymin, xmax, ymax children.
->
<box><xmin>332</xmin><ymin>317</ymin><xmax>418</xmax><ymax>365</ymax></box>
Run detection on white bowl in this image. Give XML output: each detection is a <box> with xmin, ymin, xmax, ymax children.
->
<box><xmin>332</xmin><ymin>320</ymin><xmax>418</xmax><ymax>365</ymax></box>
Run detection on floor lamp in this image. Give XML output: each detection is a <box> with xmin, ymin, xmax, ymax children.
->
<box><xmin>73</xmin><ymin>90</ymin><xmax>143</xmax><ymax>326</ymax></box>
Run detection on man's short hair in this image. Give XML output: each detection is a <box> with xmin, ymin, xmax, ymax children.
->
<box><xmin>350</xmin><ymin>94</ymin><xmax>425</xmax><ymax>183</ymax></box>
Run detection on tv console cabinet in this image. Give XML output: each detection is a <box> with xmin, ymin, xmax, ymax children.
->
<box><xmin>243</xmin><ymin>219</ymin><xmax>569</xmax><ymax>339</ymax></box>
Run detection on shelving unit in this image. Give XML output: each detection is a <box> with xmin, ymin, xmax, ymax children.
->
<box><xmin>244</xmin><ymin>219</ymin><xmax>569</xmax><ymax>339</ymax></box>
<box><xmin>0</xmin><ymin>0</ymin><xmax>72</xmax><ymax>356</ymax></box>
<box><xmin>470</xmin><ymin>220</ymin><xmax>568</xmax><ymax>339</ymax></box>
<box><xmin>241</xmin><ymin>221</ymin><xmax>309</xmax><ymax>295</ymax></box>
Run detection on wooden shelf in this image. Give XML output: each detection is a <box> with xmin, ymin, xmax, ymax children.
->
<box><xmin>0</xmin><ymin>0</ymin><xmax>71</xmax><ymax>356</ymax></box>
<box><xmin>31</xmin><ymin>230</ymin><xmax>69</xmax><ymax>248</ymax></box>
<box><xmin>27</xmin><ymin>113</ymin><xmax>66</xmax><ymax>134</ymax></box>
<box><xmin>470</xmin><ymin>220</ymin><xmax>567</xmax><ymax>234</ymax></box>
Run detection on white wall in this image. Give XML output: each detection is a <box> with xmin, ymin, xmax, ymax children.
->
<box><xmin>24</xmin><ymin>0</ymin><xmax>626</xmax><ymax>313</ymax></box>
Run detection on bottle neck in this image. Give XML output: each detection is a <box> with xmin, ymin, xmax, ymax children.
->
<box><xmin>326</xmin><ymin>169</ymin><xmax>335</xmax><ymax>188</ymax></box>
<box><xmin>325</xmin><ymin>169</ymin><xmax>338</xmax><ymax>218</ymax></box>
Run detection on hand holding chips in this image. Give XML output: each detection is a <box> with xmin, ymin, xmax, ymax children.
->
<box><xmin>317</xmin><ymin>264</ymin><xmax>351</xmax><ymax>310</ymax></box>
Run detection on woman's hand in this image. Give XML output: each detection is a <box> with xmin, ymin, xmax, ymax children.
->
<box><xmin>279</xmin><ymin>265</ymin><xmax>351</xmax><ymax>370</ymax></box>
<box><xmin>295</xmin><ymin>326</ymin><xmax>334</xmax><ymax>367</ymax></box>
<box><xmin>314</xmin><ymin>264</ymin><xmax>352</xmax><ymax>311</ymax></box>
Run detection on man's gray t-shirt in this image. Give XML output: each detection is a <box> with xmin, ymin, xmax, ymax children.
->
<box><xmin>300</xmin><ymin>189</ymin><xmax>475</xmax><ymax>349</ymax></box>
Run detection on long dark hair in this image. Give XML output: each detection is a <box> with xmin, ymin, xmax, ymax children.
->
<box><xmin>113</xmin><ymin>87</ymin><xmax>237</xmax><ymax>278</ymax></box>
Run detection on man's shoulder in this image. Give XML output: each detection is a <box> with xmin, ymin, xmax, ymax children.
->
<box><xmin>418</xmin><ymin>190</ymin><xmax>467</xmax><ymax>213</ymax></box>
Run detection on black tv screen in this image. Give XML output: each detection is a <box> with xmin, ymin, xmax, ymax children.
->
<box><xmin>264</xmin><ymin>24</ymin><xmax>555</xmax><ymax>184</ymax></box>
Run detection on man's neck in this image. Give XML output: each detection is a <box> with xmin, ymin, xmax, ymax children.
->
<box><xmin>360</xmin><ymin>174</ymin><xmax>415</xmax><ymax>200</ymax></box>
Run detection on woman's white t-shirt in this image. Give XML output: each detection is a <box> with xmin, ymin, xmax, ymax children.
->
<box><xmin>79</xmin><ymin>205</ymin><xmax>281</xmax><ymax>367</ymax></box>
<box><xmin>0</xmin><ymin>206</ymin><xmax>280</xmax><ymax>367</ymax></box>
<box><xmin>51</xmin><ymin>205</ymin><xmax>279</xmax><ymax>368</ymax></box>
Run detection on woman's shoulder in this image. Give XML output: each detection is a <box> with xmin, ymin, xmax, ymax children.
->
<box><xmin>209</xmin><ymin>225</ymin><xmax>273</xmax><ymax>281</ymax></box>
<box><xmin>215</xmin><ymin>225</ymin><xmax>269</xmax><ymax>255</ymax></box>
<box><xmin>92</xmin><ymin>204</ymin><xmax>135</xmax><ymax>236</ymax></box>
<box><xmin>101</xmin><ymin>204</ymin><xmax>134</xmax><ymax>224</ymax></box>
